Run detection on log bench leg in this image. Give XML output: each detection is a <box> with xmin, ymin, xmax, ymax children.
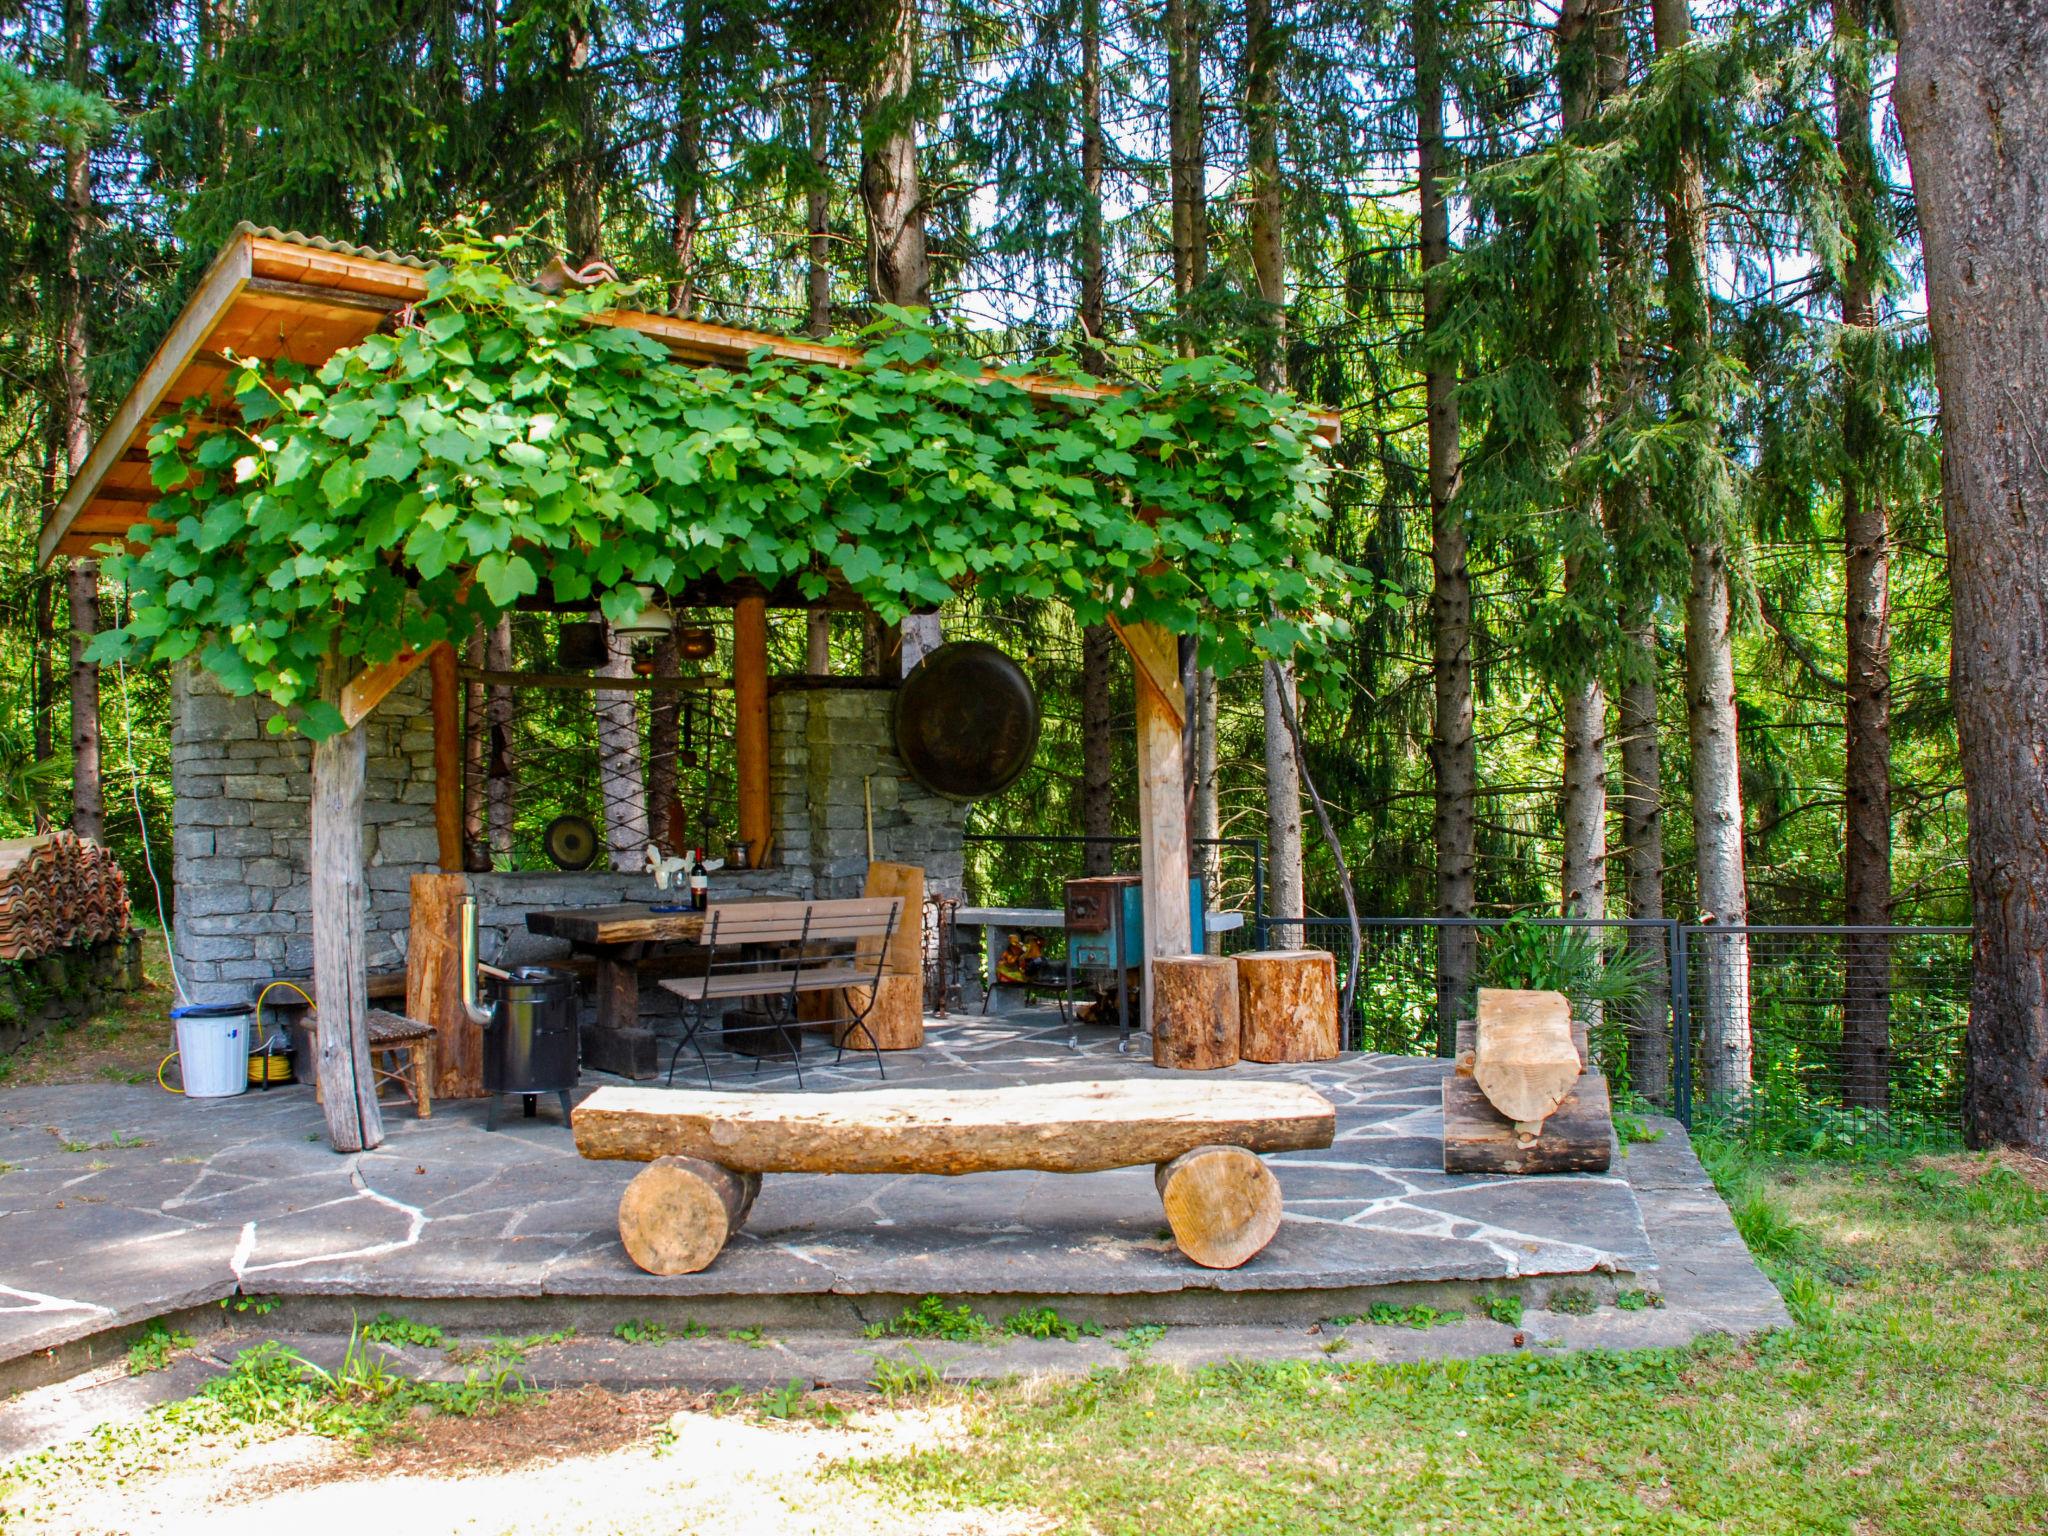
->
<box><xmin>1155</xmin><ymin>1144</ymin><xmax>1285</xmax><ymax>1269</ymax></box>
<box><xmin>617</xmin><ymin>1156</ymin><xmax>762</xmax><ymax>1275</ymax></box>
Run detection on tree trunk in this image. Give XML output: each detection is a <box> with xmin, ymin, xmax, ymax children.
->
<box><xmin>1165</xmin><ymin>0</ymin><xmax>1207</xmax><ymax>339</ymax></box>
<box><xmin>1193</xmin><ymin>668</ymin><xmax>1219</xmax><ymax>897</ymax></box>
<box><xmin>34</xmin><ymin>427</ymin><xmax>58</xmax><ymax>768</ymax></box>
<box><xmin>806</xmin><ymin>613</ymin><xmax>832</xmax><ymax>675</ymax></box>
<box><xmin>1261</xmin><ymin>661</ymin><xmax>1305</xmax><ymax>947</ymax></box>
<box><xmin>462</xmin><ymin>624</ymin><xmax>487</xmax><ymax>862</ymax></box>
<box><xmin>1835</xmin><ymin>0</ymin><xmax>1893</xmax><ymax>1112</ymax></box>
<box><xmin>646</xmin><ymin>632</ymin><xmax>681</xmax><ymax>847</ymax></box>
<box><xmin>61</xmin><ymin>0</ymin><xmax>100</xmax><ymax>844</ymax></box>
<box><xmin>563</xmin><ymin>18</ymin><xmax>602</xmax><ymax>263</ymax></box>
<box><xmin>485</xmin><ymin>614</ymin><xmax>516</xmax><ymax>862</ymax></box>
<box><xmin>1893</xmin><ymin>0</ymin><xmax>2048</xmax><ymax>1152</ymax></box>
<box><xmin>806</xmin><ymin>63</ymin><xmax>833</xmax><ymax>337</ymax></box>
<box><xmin>668</xmin><ymin>131</ymin><xmax>700</xmax><ymax>319</ymax></box>
<box><xmin>859</xmin><ymin>0</ymin><xmax>929</xmax><ymax>309</ymax></box>
<box><xmin>595</xmin><ymin>625</ymin><xmax>650</xmax><ymax>869</ymax></box>
<box><xmin>1555</xmin><ymin>0</ymin><xmax>1607</xmax><ymax>949</ymax></box>
<box><xmin>1076</xmin><ymin>0</ymin><xmax>1115</xmax><ymax>881</ymax></box>
<box><xmin>1654</xmin><ymin>0</ymin><xmax>1750</xmax><ymax>1099</ymax></box>
<box><xmin>311</xmin><ymin>658</ymin><xmax>384</xmax><ymax>1152</ymax></box>
<box><xmin>1686</xmin><ymin>539</ymin><xmax>1751</xmax><ymax>1098</ymax></box>
<box><xmin>1598</xmin><ymin>0</ymin><xmax>1671</xmax><ymax>1100</ymax></box>
<box><xmin>1081</xmin><ymin>621</ymin><xmax>1115</xmax><ymax>876</ymax></box>
<box><xmin>1416</xmin><ymin>0</ymin><xmax>1476</xmax><ymax>1038</ymax></box>
<box><xmin>1245</xmin><ymin>0</ymin><xmax>1303</xmax><ymax>945</ymax></box>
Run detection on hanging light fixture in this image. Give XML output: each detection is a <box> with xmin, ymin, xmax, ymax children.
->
<box><xmin>607</xmin><ymin>583</ymin><xmax>673</xmax><ymax>640</ymax></box>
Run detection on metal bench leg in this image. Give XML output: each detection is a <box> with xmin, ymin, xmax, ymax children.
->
<box><xmin>557</xmin><ymin>1089</ymin><xmax>574</xmax><ymax>1128</ymax></box>
<box><xmin>486</xmin><ymin>1092</ymin><xmax>501</xmax><ymax>1132</ymax></box>
<box><xmin>666</xmin><ymin>1004</ymin><xmax>714</xmax><ymax>1089</ymax></box>
<box><xmin>831</xmin><ymin>1017</ymin><xmax>886</xmax><ymax>1081</ymax></box>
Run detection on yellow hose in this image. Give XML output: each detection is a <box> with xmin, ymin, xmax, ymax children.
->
<box><xmin>158</xmin><ymin>1053</ymin><xmax>182</xmax><ymax>1094</ymax></box>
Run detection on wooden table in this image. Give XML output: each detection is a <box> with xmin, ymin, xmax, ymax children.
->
<box><xmin>526</xmin><ymin>903</ymin><xmax>718</xmax><ymax>1080</ymax></box>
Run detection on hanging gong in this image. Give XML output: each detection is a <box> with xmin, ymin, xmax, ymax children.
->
<box><xmin>542</xmin><ymin>814</ymin><xmax>599</xmax><ymax>871</ymax></box>
<box><xmin>892</xmin><ymin>641</ymin><xmax>1041</xmax><ymax>801</ymax></box>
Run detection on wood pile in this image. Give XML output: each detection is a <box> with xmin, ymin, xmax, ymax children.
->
<box><xmin>0</xmin><ymin>834</ymin><xmax>131</xmax><ymax>963</ymax></box>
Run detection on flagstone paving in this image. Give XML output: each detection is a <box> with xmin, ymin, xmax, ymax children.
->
<box><xmin>0</xmin><ymin>1007</ymin><xmax>1754</xmax><ymax>1372</ymax></box>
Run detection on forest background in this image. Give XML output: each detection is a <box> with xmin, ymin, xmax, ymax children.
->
<box><xmin>0</xmin><ymin>0</ymin><xmax>1976</xmax><ymax>1123</ymax></box>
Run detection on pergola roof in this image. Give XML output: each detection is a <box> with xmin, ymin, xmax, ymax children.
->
<box><xmin>42</xmin><ymin>225</ymin><xmax>1342</xmax><ymax>566</ymax></box>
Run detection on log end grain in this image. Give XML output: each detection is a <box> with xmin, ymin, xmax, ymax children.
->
<box><xmin>616</xmin><ymin>1156</ymin><xmax>761</xmax><ymax>1275</ymax></box>
<box><xmin>1155</xmin><ymin>1144</ymin><xmax>1285</xmax><ymax>1268</ymax></box>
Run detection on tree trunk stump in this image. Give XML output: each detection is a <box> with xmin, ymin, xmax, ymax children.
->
<box><xmin>836</xmin><ymin>861</ymin><xmax>926</xmax><ymax>1051</ymax></box>
<box><xmin>616</xmin><ymin>1155</ymin><xmax>761</xmax><ymax>1275</ymax></box>
<box><xmin>1235</xmin><ymin>949</ymin><xmax>1340</xmax><ymax>1062</ymax></box>
<box><xmin>1151</xmin><ymin>954</ymin><xmax>1240</xmax><ymax>1070</ymax></box>
<box><xmin>1155</xmin><ymin>1144</ymin><xmax>1284</xmax><ymax>1268</ymax></box>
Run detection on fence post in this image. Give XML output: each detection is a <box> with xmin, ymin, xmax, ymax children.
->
<box><xmin>1670</xmin><ymin>920</ymin><xmax>1693</xmax><ymax>1128</ymax></box>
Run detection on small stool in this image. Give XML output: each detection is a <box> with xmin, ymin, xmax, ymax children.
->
<box><xmin>304</xmin><ymin>1008</ymin><xmax>435</xmax><ymax>1118</ymax></box>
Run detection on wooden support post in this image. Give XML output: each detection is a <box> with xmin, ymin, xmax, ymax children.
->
<box><xmin>407</xmin><ymin>871</ymin><xmax>481</xmax><ymax>1098</ymax></box>
<box><xmin>311</xmin><ymin>660</ymin><xmax>384</xmax><ymax>1152</ymax></box>
<box><xmin>734</xmin><ymin>594</ymin><xmax>770</xmax><ymax>867</ymax></box>
<box><xmin>429</xmin><ymin>642</ymin><xmax>462</xmax><ymax>872</ymax></box>
<box><xmin>1113</xmin><ymin>618</ymin><xmax>1191</xmax><ymax>1030</ymax></box>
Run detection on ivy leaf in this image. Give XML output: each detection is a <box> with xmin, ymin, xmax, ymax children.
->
<box><xmin>298</xmin><ymin>700</ymin><xmax>347</xmax><ymax>740</ymax></box>
<box><xmin>476</xmin><ymin>551</ymin><xmax>538</xmax><ymax>605</ymax></box>
<box><xmin>362</xmin><ymin>432</ymin><xmax>422</xmax><ymax>482</ymax></box>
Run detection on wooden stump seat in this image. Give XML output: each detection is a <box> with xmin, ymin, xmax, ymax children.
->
<box><xmin>1442</xmin><ymin>988</ymin><xmax>1613</xmax><ymax>1174</ymax></box>
<box><xmin>574</xmin><ymin>1078</ymin><xmax>1336</xmax><ymax>1274</ymax></box>
<box><xmin>305</xmin><ymin>1007</ymin><xmax>436</xmax><ymax>1119</ymax></box>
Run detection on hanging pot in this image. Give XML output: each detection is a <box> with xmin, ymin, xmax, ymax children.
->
<box><xmin>892</xmin><ymin>641</ymin><xmax>1041</xmax><ymax>801</ymax></box>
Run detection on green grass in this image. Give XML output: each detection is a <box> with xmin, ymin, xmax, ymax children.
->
<box><xmin>359</xmin><ymin>1312</ymin><xmax>445</xmax><ymax>1350</ymax></box>
<box><xmin>848</xmin><ymin>1145</ymin><xmax>2048</xmax><ymax>1535</ymax></box>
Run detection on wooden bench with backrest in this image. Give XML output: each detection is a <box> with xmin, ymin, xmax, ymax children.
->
<box><xmin>573</xmin><ymin>1077</ymin><xmax>1337</xmax><ymax>1273</ymax></box>
<box><xmin>655</xmin><ymin>897</ymin><xmax>902</xmax><ymax>1089</ymax></box>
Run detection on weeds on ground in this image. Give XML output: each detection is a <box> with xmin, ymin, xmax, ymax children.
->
<box><xmin>1614</xmin><ymin>1289</ymin><xmax>1663</xmax><ymax>1312</ymax></box>
<box><xmin>712</xmin><ymin>1379</ymin><xmax>844</xmax><ymax>1425</ymax></box>
<box><xmin>863</xmin><ymin>1297</ymin><xmax>990</xmax><ymax>1342</ymax></box>
<box><xmin>1479</xmin><ymin>1294</ymin><xmax>1524</xmax><ymax>1327</ymax></box>
<box><xmin>360</xmin><ymin>1312</ymin><xmax>445</xmax><ymax>1349</ymax></box>
<box><xmin>125</xmin><ymin>1320</ymin><xmax>192</xmax><ymax>1375</ymax></box>
<box><xmin>869</xmin><ymin>1348</ymin><xmax>945</xmax><ymax>1400</ymax></box>
<box><xmin>1112</xmin><ymin>1324</ymin><xmax>1166</xmax><ymax>1357</ymax></box>
<box><xmin>726</xmin><ymin>1325</ymin><xmax>771</xmax><ymax>1349</ymax></box>
<box><xmin>999</xmin><ymin>1306</ymin><xmax>1103</xmax><ymax>1342</ymax></box>
<box><xmin>614</xmin><ymin>1318</ymin><xmax>707</xmax><ymax>1345</ymax></box>
<box><xmin>451</xmin><ymin>1329</ymin><xmax>574</xmax><ymax>1366</ymax></box>
<box><xmin>1329</xmin><ymin>1304</ymin><xmax>1463</xmax><ymax>1331</ymax></box>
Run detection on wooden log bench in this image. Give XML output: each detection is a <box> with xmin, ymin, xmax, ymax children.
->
<box><xmin>1442</xmin><ymin>988</ymin><xmax>1613</xmax><ymax>1174</ymax></box>
<box><xmin>573</xmin><ymin>1077</ymin><xmax>1337</xmax><ymax>1274</ymax></box>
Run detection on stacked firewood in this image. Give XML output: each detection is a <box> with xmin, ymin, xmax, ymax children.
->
<box><xmin>0</xmin><ymin>834</ymin><xmax>132</xmax><ymax>963</ymax></box>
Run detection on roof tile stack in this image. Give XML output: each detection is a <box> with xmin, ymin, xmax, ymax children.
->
<box><xmin>0</xmin><ymin>834</ymin><xmax>132</xmax><ymax>963</ymax></box>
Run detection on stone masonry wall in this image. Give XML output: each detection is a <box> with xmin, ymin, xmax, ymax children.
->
<box><xmin>170</xmin><ymin>667</ymin><xmax>967</xmax><ymax>1003</ymax></box>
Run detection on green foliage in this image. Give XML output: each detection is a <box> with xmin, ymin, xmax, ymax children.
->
<box><xmin>1545</xmin><ymin>1288</ymin><xmax>1596</xmax><ymax>1316</ymax></box>
<box><xmin>125</xmin><ymin>1319</ymin><xmax>192</xmax><ymax>1375</ymax></box>
<box><xmin>100</xmin><ymin>230</ymin><xmax>1357</xmax><ymax>735</ymax></box>
<box><xmin>358</xmin><ymin>1312</ymin><xmax>445</xmax><ymax>1349</ymax></box>
<box><xmin>1480</xmin><ymin>1294</ymin><xmax>1525</xmax><ymax>1328</ymax></box>
<box><xmin>999</xmin><ymin>1306</ymin><xmax>1103</xmax><ymax>1342</ymax></box>
<box><xmin>869</xmin><ymin>1348</ymin><xmax>945</xmax><ymax>1400</ymax></box>
<box><xmin>863</xmin><ymin>1296</ymin><xmax>991</xmax><ymax>1342</ymax></box>
<box><xmin>1478</xmin><ymin>915</ymin><xmax>1652</xmax><ymax>1013</ymax></box>
<box><xmin>613</xmin><ymin>1317</ymin><xmax>706</xmax><ymax>1345</ymax></box>
<box><xmin>0</xmin><ymin>61</ymin><xmax>114</xmax><ymax>150</ymax></box>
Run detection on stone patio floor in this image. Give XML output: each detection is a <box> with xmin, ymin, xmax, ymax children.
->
<box><xmin>0</xmin><ymin>1005</ymin><xmax>1778</xmax><ymax>1375</ymax></box>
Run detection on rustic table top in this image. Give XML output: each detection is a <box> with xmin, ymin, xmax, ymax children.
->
<box><xmin>525</xmin><ymin>903</ymin><xmax>712</xmax><ymax>946</ymax></box>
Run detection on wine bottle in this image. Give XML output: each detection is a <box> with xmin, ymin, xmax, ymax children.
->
<box><xmin>688</xmin><ymin>848</ymin><xmax>709</xmax><ymax>912</ymax></box>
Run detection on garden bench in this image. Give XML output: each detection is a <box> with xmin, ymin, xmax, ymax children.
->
<box><xmin>654</xmin><ymin>897</ymin><xmax>903</xmax><ymax>1088</ymax></box>
<box><xmin>572</xmin><ymin>1077</ymin><xmax>1337</xmax><ymax>1274</ymax></box>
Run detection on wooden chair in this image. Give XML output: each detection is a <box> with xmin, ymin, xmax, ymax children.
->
<box><xmin>304</xmin><ymin>1007</ymin><xmax>436</xmax><ymax>1118</ymax></box>
<box><xmin>657</xmin><ymin>898</ymin><xmax>901</xmax><ymax>1089</ymax></box>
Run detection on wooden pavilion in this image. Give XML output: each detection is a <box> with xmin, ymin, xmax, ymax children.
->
<box><xmin>40</xmin><ymin>224</ymin><xmax>1340</xmax><ymax>1152</ymax></box>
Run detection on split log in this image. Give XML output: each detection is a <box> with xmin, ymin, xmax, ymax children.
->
<box><xmin>837</xmin><ymin>860</ymin><xmax>925</xmax><ymax>1050</ymax></box>
<box><xmin>407</xmin><ymin>872</ymin><xmax>482</xmax><ymax>1098</ymax></box>
<box><xmin>1443</xmin><ymin>1067</ymin><xmax>1614</xmax><ymax>1174</ymax></box>
<box><xmin>1151</xmin><ymin>954</ymin><xmax>1240</xmax><ymax>1070</ymax></box>
<box><xmin>616</xmin><ymin>1155</ymin><xmax>762</xmax><ymax>1275</ymax></box>
<box><xmin>1470</xmin><ymin>988</ymin><xmax>1580</xmax><ymax>1136</ymax></box>
<box><xmin>1155</xmin><ymin>1143</ymin><xmax>1284</xmax><ymax>1268</ymax></box>
<box><xmin>574</xmin><ymin>1078</ymin><xmax>1336</xmax><ymax>1174</ymax></box>
<box><xmin>1235</xmin><ymin>949</ymin><xmax>1340</xmax><ymax>1062</ymax></box>
<box><xmin>310</xmin><ymin>667</ymin><xmax>384</xmax><ymax>1154</ymax></box>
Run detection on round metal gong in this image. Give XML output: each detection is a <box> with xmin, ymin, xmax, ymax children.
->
<box><xmin>542</xmin><ymin>814</ymin><xmax>599</xmax><ymax>871</ymax></box>
<box><xmin>893</xmin><ymin>641</ymin><xmax>1042</xmax><ymax>801</ymax></box>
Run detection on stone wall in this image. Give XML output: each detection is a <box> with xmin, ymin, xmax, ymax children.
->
<box><xmin>169</xmin><ymin>667</ymin><xmax>967</xmax><ymax>1003</ymax></box>
<box><xmin>0</xmin><ymin>935</ymin><xmax>145</xmax><ymax>1057</ymax></box>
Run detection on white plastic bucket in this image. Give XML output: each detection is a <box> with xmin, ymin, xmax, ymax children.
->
<box><xmin>171</xmin><ymin>1004</ymin><xmax>251</xmax><ymax>1098</ymax></box>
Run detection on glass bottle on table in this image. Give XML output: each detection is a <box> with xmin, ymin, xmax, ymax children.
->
<box><xmin>689</xmin><ymin>849</ymin><xmax>709</xmax><ymax>912</ymax></box>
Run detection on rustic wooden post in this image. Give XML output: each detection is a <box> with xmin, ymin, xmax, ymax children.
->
<box><xmin>312</xmin><ymin>657</ymin><xmax>384</xmax><ymax>1152</ymax></box>
<box><xmin>1112</xmin><ymin>618</ymin><xmax>1192</xmax><ymax>1028</ymax></box>
<box><xmin>429</xmin><ymin>641</ymin><xmax>463</xmax><ymax>872</ymax></box>
<box><xmin>734</xmin><ymin>594</ymin><xmax>770</xmax><ymax>867</ymax></box>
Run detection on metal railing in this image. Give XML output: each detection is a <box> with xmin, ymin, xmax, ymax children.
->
<box><xmin>958</xmin><ymin>836</ymin><xmax>1971</xmax><ymax>1139</ymax></box>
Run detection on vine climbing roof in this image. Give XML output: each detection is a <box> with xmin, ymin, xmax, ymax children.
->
<box><xmin>41</xmin><ymin>225</ymin><xmax>1341</xmax><ymax>566</ymax></box>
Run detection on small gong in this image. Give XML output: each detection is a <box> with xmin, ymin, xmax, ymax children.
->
<box><xmin>893</xmin><ymin>641</ymin><xmax>1041</xmax><ymax>801</ymax></box>
<box><xmin>542</xmin><ymin>813</ymin><xmax>599</xmax><ymax>871</ymax></box>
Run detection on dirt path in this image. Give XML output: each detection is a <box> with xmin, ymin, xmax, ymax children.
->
<box><xmin>7</xmin><ymin>1387</ymin><xmax>1044</xmax><ymax>1536</ymax></box>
